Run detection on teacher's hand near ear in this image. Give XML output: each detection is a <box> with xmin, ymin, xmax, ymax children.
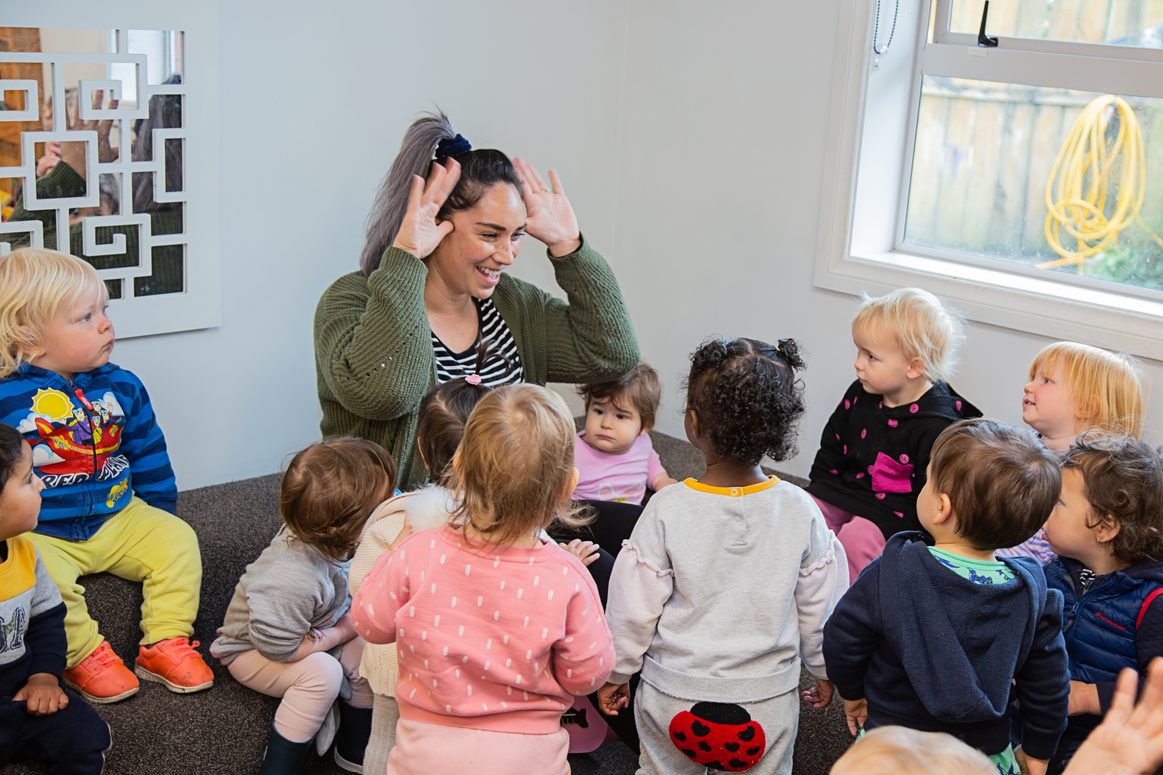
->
<box><xmin>392</xmin><ymin>158</ymin><xmax>462</xmax><ymax>259</ymax></box>
<box><xmin>514</xmin><ymin>157</ymin><xmax>580</xmax><ymax>257</ymax></box>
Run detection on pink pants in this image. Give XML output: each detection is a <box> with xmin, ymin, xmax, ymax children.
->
<box><xmin>388</xmin><ymin>719</ymin><xmax>569</xmax><ymax>775</ymax></box>
<box><xmin>811</xmin><ymin>495</ymin><xmax>886</xmax><ymax>581</ymax></box>
<box><xmin>227</xmin><ymin>638</ymin><xmax>374</xmax><ymax>743</ymax></box>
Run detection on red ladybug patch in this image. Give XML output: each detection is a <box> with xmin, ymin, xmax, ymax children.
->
<box><xmin>668</xmin><ymin>702</ymin><xmax>766</xmax><ymax>771</ymax></box>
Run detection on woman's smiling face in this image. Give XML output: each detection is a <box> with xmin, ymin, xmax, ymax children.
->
<box><xmin>426</xmin><ymin>183</ymin><xmax>526</xmax><ymax>299</ymax></box>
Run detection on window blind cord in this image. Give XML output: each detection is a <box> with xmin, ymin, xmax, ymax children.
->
<box><xmin>873</xmin><ymin>0</ymin><xmax>900</xmax><ymax>56</ymax></box>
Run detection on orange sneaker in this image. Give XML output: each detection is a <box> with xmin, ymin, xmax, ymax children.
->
<box><xmin>64</xmin><ymin>641</ymin><xmax>140</xmax><ymax>704</ymax></box>
<box><xmin>135</xmin><ymin>637</ymin><xmax>214</xmax><ymax>694</ymax></box>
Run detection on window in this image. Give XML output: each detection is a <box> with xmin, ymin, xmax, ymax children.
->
<box><xmin>815</xmin><ymin>0</ymin><xmax>1163</xmax><ymax>359</ymax></box>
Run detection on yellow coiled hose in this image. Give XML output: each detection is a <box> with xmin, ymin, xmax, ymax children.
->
<box><xmin>1039</xmin><ymin>94</ymin><xmax>1163</xmax><ymax>270</ymax></box>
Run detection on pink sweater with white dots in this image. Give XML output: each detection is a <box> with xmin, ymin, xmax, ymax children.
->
<box><xmin>352</xmin><ymin>526</ymin><xmax>614</xmax><ymax>735</ymax></box>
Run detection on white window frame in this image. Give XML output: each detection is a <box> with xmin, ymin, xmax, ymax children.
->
<box><xmin>0</xmin><ymin>10</ymin><xmax>221</xmax><ymax>340</ymax></box>
<box><xmin>815</xmin><ymin>0</ymin><xmax>1163</xmax><ymax>360</ymax></box>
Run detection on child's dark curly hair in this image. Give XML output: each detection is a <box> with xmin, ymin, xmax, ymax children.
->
<box><xmin>1062</xmin><ymin>433</ymin><xmax>1163</xmax><ymax>565</ymax></box>
<box><xmin>684</xmin><ymin>337</ymin><xmax>807</xmax><ymax>466</ymax></box>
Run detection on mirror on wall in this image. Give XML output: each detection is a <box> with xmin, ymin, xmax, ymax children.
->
<box><xmin>0</xmin><ymin>27</ymin><xmax>186</xmax><ymax>299</ymax></box>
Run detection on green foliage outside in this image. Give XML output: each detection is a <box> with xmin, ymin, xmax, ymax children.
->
<box><xmin>1071</xmin><ymin>240</ymin><xmax>1163</xmax><ymax>292</ymax></box>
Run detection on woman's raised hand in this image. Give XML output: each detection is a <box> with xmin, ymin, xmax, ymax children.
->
<box><xmin>392</xmin><ymin>159</ymin><xmax>462</xmax><ymax>259</ymax></box>
<box><xmin>514</xmin><ymin>157</ymin><xmax>580</xmax><ymax>257</ymax></box>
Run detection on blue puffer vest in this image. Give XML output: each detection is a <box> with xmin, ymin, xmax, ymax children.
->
<box><xmin>1043</xmin><ymin>557</ymin><xmax>1163</xmax><ymax>685</ymax></box>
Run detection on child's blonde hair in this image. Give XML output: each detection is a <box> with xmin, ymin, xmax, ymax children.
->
<box><xmin>0</xmin><ymin>248</ymin><xmax>108</xmax><ymax>378</ymax></box>
<box><xmin>450</xmin><ymin>384</ymin><xmax>589</xmax><ymax>546</ymax></box>
<box><xmin>830</xmin><ymin>726</ymin><xmax>994</xmax><ymax>775</ymax></box>
<box><xmin>852</xmin><ymin>288</ymin><xmax>965</xmax><ymax>383</ymax></box>
<box><xmin>1031</xmin><ymin>341</ymin><xmax>1146</xmax><ymax>438</ymax></box>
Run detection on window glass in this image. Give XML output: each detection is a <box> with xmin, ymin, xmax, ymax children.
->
<box><xmin>949</xmin><ymin>0</ymin><xmax>1163</xmax><ymax>48</ymax></box>
<box><xmin>903</xmin><ymin>75</ymin><xmax>1163</xmax><ymax>292</ymax></box>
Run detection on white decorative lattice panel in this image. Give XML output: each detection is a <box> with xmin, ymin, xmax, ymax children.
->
<box><xmin>0</xmin><ymin>26</ymin><xmax>220</xmax><ymax>338</ymax></box>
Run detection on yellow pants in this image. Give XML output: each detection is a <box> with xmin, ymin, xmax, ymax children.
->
<box><xmin>26</xmin><ymin>497</ymin><xmax>202</xmax><ymax>667</ymax></box>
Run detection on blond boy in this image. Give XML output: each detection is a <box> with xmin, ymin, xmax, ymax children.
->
<box><xmin>0</xmin><ymin>248</ymin><xmax>210</xmax><ymax>703</ymax></box>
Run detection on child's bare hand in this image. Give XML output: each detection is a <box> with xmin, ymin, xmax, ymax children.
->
<box><xmin>1062</xmin><ymin>659</ymin><xmax>1163</xmax><ymax>775</ymax></box>
<box><xmin>1067</xmin><ymin>680</ymin><xmax>1100</xmax><ymax>716</ymax></box>
<box><xmin>802</xmin><ymin>679</ymin><xmax>835</xmax><ymax>709</ymax></box>
<box><xmin>598</xmin><ymin>681</ymin><xmax>630</xmax><ymax>716</ymax></box>
<box><xmin>843</xmin><ymin>697</ymin><xmax>868</xmax><ymax>736</ymax></box>
<box><xmin>559</xmin><ymin>539</ymin><xmax>600</xmax><ymax>566</ymax></box>
<box><xmin>388</xmin><ymin>523</ymin><xmax>414</xmax><ymax>552</ymax></box>
<box><xmin>1024</xmin><ymin>756</ymin><xmax>1048</xmax><ymax>775</ymax></box>
<box><xmin>14</xmin><ymin>673</ymin><xmax>68</xmax><ymax>716</ymax></box>
<box><xmin>333</xmin><ymin>612</ymin><xmax>357</xmax><ymax>641</ymax></box>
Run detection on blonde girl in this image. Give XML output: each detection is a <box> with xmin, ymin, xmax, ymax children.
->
<box><xmin>807</xmin><ymin>288</ymin><xmax>982</xmax><ymax>580</ymax></box>
<box><xmin>352</xmin><ymin>384</ymin><xmax>613</xmax><ymax>775</ymax></box>
<box><xmin>1000</xmin><ymin>341</ymin><xmax>1146</xmax><ymax>564</ymax></box>
<box><xmin>1020</xmin><ymin>342</ymin><xmax>1145</xmax><ymax>450</ymax></box>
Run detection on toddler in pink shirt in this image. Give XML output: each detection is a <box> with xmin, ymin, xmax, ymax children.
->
<box><xmin>574</xmin><ymin>363</ymin><xmax>677</xmax><ymax>505</ymax></box>
<box><xmin>352</xmin><ymin>384</ymin><xmax>614</xmax><ymax>775</ymax></box>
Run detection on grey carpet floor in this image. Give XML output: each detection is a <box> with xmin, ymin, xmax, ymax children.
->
<box><xmin>12</xmin><ymin>430</ymin><xmax>854</xmax><ymax>774</ymax></box>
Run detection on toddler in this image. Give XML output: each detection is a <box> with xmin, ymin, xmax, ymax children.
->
<box><xmin>1000</xmin><ymin>341</ymin><xmax>1145</xmax><ymax>564</ymax></box>
<box><xmin>352</xmin><ymin>384</ymin><xmax>614</xmax><ymax>775</ymax></box>
<box><xmin>599</xmin><ymin>337</ymin><xmax>847</xmax><ymax>775</ymax></box>
<box><xmin>824</xmin><ymin>419</ymin><xmax>1069</xmax><ymax>775</ymax></box>
<box><xmin>0</xmin><ymin>423</ymin><xmax>110</xmax><ymax>773</ymax></box>
<box><xmin>574</xmin><ymin>362</ymin><xmax>677</xmax><ymax>505</ymax></box>
<box><xmin>0</xmin><ymin>247</ymin><xmax>210</xmax><ymax>703</ymax></box>
<box><xmin>211</xmin><ymin>438</ymin><xmax>395</xmax><ymax>774</ymax></box>
<box><xmin>808</xmin><ymin>287</ymin><xmax>981</xmax><ymax>580</ymax></box>
<box><xmin>1039</xmin><ymin>435</ymin><xmax>1163</xmax><ymax>774</ymax></box>
<box><xmin>351</xmin><ymin>378</ymin><xmax>611</xmax><ymax>775</ymax></box>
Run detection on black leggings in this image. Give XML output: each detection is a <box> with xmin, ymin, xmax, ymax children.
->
<box><xmin>549</xmin><ymin>499</ymin><xmax>644</xmax><ymax>558</ymax></box>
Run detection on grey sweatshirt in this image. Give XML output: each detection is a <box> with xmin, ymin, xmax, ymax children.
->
<box><xmin>211</xmin><ymin>526</ymin><xmax>351</xmax><ymax>664</ymax></box>
<box><xmin>605</xmin><ymin>478</ymin><xmax>848</xmax><ymax>703</ymax></box>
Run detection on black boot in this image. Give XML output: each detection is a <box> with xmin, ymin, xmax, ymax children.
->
<box><xmin>257</xmin><ymin>724</ymin><xmax>311</xmax><ymax>775</ymax></box>
<box><xmin>333</xmin><ymin>700</ymin><xmax>374</xmax><ymax>773</ymax></box>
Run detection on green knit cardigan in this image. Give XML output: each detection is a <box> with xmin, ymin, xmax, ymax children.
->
<box><xmin>313</xmin><ymin>238</ymin><xmax>640</xmax><ymax>490</ymax></box>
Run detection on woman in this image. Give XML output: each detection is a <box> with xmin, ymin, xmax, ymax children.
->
<box><xmin>314</xmin><ymin>112</ymin><xmax>639</xmax><ymax>491</ymax></box>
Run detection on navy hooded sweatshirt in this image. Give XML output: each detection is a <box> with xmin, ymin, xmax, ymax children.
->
<box><xmin>823</xmin><ymin>532</ymin><xmax>1069</xmax><ymax>760</ymax></box>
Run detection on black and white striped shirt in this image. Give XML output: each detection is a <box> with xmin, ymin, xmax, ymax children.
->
<box><xmin>431</xmin><ymin>298</ymin><xmax>524</xmax><ymax>387</ymax></box>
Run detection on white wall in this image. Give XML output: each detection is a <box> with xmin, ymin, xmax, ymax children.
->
<box><xmin>604</xmin><ymin>0</ymin><xmax>1163</xmax><ymax>479</ymax></box>
<box><xmin>16</xmin><ymin>0</ymin><xmax>1163</xmax><ymax>489</ymax></box>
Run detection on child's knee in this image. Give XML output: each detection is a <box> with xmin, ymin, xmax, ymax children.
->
<box><xmin>155</xmin><ymin>512</ymin><xmax>200</xmax><ymax>554</ymax></box>
<box><xmin>295</xmin><ymin>652</ymin><xmax>344</xmax><ymax>696</ymax></box>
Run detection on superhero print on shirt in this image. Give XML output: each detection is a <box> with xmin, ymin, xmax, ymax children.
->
<box><xmin>16</xmin><ymin>388</ymin><xmax>128</xmax><ymax>488</ymax></box>
<box><xmin>669</xmin><ymin>701</ymin><xmax>767</xmax><ymax>771</ymax></box>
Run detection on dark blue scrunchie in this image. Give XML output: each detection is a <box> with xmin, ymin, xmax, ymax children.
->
<box><xmin>435</xmin><ymin>134</ymin><xmax>472</xmax><ymax>160</ymax></box>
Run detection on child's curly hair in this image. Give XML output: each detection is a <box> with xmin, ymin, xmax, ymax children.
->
<box><xmin>1062</xmin><ymin>433</ymin><xmax>1163</xmax><ymax>565</ymax></box>
<box><xmin>280</xmin><ymin>438</ymin><xmax>398</xmax><ymax>561</ymax></box>
<box><xmin>684</xmin><ymin>337</ymin><xmax>807</xmax><ymax>466</ymax></box>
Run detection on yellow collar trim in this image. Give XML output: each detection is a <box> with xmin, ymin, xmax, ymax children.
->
<box><xmin>683</xmin><ymin>476</ymin><xmax>780</xmax><ymax>497</ymax></box>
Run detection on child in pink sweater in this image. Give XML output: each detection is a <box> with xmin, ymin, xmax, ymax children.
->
<box><xmin>352</xmin><ymin>384</ymin><xmax>614</xmax><ymax>775</ymax></box>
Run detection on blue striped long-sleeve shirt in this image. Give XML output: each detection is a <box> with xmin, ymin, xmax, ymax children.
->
<box><xmin>0</xmin><ymin>362</ymin><xmax>178</xmax><ymax>540</ymax></box>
